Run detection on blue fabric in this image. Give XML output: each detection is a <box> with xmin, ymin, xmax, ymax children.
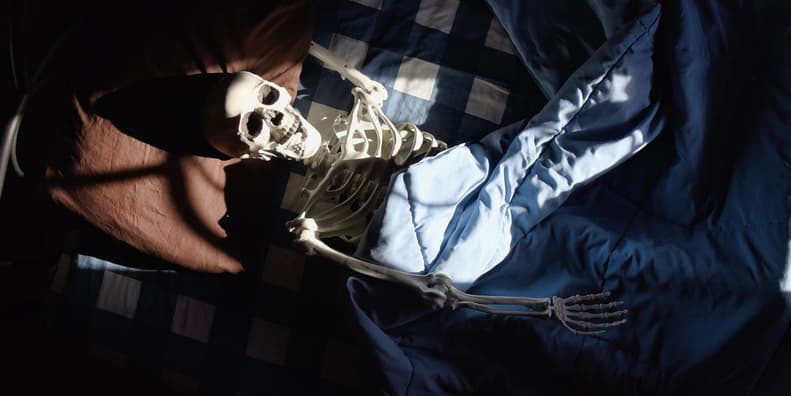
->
<box><xmin>358</xmin><ymin>5</ymin><xmax>663</xmax><ymax>288</ymax></box>
<box><xmin>352</xmin><ymin>0</ymin><xmax>791</xmax><ymax>394</ymax></box>
<box><xmin>304</xmin><ymin>0</ymin><xmax>541</xmax><ymax>147</ymax></box>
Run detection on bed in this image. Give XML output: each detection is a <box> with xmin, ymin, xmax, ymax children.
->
<box><xmin>38</xmin><ymin>0</ymin><xmax>537</xmax><ymax>394</ymax></box>
<box><xmin>30</xmin><ymin>0</ymin><xmax>791</xmax><ymax>395</ymax></box>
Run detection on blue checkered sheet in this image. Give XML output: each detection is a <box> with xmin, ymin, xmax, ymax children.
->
<box><xmin>44</xmin><ymin>1</ymin><xmax>540</xmax><ymax>394</ymax></box>
<box><xmin>299</xmin><ymin>0</ymin><xmax>543</xmax><ymax>147</ymax></box>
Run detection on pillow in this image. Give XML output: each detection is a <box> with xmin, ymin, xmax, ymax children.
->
<box><xmin>41</xmin><ymin>1</ymin><xmax>315</xmax><ymax>273</ymax></box>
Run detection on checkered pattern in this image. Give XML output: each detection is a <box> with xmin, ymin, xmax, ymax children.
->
<box><xmin>304</xmin><ymin>0</ymin><xmax>541</xmax><ymax>147</ymax></box>
<box><xmin>49</xmin><ymin>246</ymin><xmax>366</xmax><ymax>395</ymax></box>
<box><xmin>45</xmin><ymin>1</ymin><xmax>538</xmax><ymax>394</ymax></box>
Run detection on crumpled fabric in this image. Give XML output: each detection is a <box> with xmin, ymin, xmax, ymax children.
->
<box><xmin>357</xmin><ymin>4</ymin><xmax>662</xmax><ymax>289</ymax></box>
<box><xmin>350</xmin><ymin>0</ymin><xmax>791</xmax><ymax>394</ymax></box>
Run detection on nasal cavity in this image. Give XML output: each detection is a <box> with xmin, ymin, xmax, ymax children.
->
<box><xmin>271</xmin><ymin>112</ymin><xmax>284</xmax><ymax>126</ymax></box>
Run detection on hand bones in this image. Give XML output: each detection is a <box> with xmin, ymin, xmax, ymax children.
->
<box><xmin>203</xmin><ymin>42</ymin><xmax>627</xmax><ymax>335</ymax></box>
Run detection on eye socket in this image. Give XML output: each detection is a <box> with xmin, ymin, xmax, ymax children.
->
<box><xmin>259</xmin><ymin>84</ymin><xmax>280</xmax><ymax>105</ymax></box>
<box><xmin>246</xmin><ymin>112</ymin><xmax>264</xmax><ymax>137</ymax></box>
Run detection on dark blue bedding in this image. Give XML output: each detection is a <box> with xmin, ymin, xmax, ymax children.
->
<box><xmin>351</xmin><ymin>1</ymin><xmax>791</xmax><ymax>394</ymax></box>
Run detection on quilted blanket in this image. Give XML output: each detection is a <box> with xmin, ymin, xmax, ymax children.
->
<box><xmin>352</xmin><ymin>0</ymin><xmax>791</xmax><ymax>394</ymax></box>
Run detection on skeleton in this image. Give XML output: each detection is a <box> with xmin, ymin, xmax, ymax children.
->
<box><xmin>203</xmin><ymin>42</ymin><xmax>627</xmax><ymax>335</ymax></box>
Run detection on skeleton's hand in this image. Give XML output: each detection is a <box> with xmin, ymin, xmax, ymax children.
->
<box><xmin>549</xmin><ymin>292</ymin><xmax>627</xmax><ymax>335</ymax></box>
<box><xmin>446</xmin><ymin>288</ymin><xmax>627</xmax><ymax>336</ymax></box>
<box><xmin>286</xmin><ymin>214</ymin><xmax>318</xmax><ymax>256</ymax></box>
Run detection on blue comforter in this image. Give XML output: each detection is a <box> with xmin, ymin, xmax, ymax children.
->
<box><xmin>349</xmin><ymin>0</ymin><xmax>791</xmax><ymax>394</ymax></box>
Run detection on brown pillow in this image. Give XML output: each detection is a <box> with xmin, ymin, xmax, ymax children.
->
<box><xmin>42</xmin><ymin>2</ymin><xmax>315</xmax><ymax>273</ymax></box>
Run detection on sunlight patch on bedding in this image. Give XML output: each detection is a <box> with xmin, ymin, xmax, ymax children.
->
<box><xmin>76</xmin><ymin>254</ymin><xmax>177</xmax><ymax>274</ymax></box>
<box><xmin>609</xmin><ymin>73</ymin><xmax>632</xmax><ymax>103</ymax></box>
<box><xmin>394</xmin><ymin>56</ymin><xmax>440</xmax><ymax>100</ymax></box>
<box><xmin>329</xmin><ymin>34</ymin><xmax>369</xmax><ymax>70</ymax></box>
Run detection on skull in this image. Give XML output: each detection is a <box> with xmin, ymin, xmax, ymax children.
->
<box><xmin>203</xmin><ymin>71</ymin><xmax>320</xmax><ymax>161</ymax></box>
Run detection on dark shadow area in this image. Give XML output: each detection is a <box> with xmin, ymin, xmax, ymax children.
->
<box><xmin>1</xmin><ymin>302</ymin><xmax>191</xmax><ymax>396</ymax></box>
<box><xmin>51</xmin><ymin>73</ymin><xmax>294</xmax><ymax>270</ymax></box>
<box><xmin>93</xmin><ymin>74</ymin><xmax>229</xmax><ymax>158</ymax></box>
<box><xmin>221</xmin><ymin>159</ymin><xmax>292</xmax><ymax>271</ymax></box>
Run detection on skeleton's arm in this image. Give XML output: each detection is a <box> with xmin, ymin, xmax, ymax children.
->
<box><xmin>286</xmin><ymin>216</ymin><xmax>627</xmax><ymax>336</ymax></box>
<box><xmin>308</xmin><ymin>42</ymin><xmax>387</xmax><ymax>108</ymax></box>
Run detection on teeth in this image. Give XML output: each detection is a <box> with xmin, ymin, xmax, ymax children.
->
<box><xmin>289</xmin><ymin>116</ymin><xmax>300</xmax><ymax>133</ymax></box>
